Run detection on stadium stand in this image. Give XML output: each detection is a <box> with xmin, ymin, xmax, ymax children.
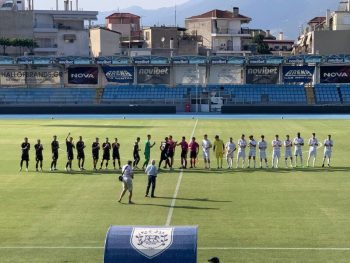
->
<box><xmin>0</xmin><ymin>88</ymin><xmax>96</xmax><ymax>104</ymax></box>
<box><xmin>339</xmin><ymin>85</ymin><xmax>350</xmax><ymax>104</ymax></box>
<box><xmin>314</xmin><ymin>84</ymin><xmax>342</xmax><ymax>104</ymax></box>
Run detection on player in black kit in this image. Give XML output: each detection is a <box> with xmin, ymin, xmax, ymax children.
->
<box><xmin>133</xmin><ymin>137</ymin><xmax>141</xmax><ymax>169</ymax></box>
<box><xmin>76</xmin><ymin>136</ymin><xmax>86</xmax><ymax>171</ymax></box>
<box><xmin>34</xmin><ymin>139</ymin><xmax>44</xmax><ymax>172</ymax></box>
<box><xmin>112</xmin><ymin>138</ymin><xmax>121</xmax><ymax>170</ymax></box>
<box><xmin>50</xmin><ymin>135</ymin><xmax>59</xmax><ymax>171</ymax></box>
<box><xmin>20</xmin><ymin>137</ymin><xmax>30</xmax><ymax>172</ymax></box>
<box><xmin>100</xmin><ymin>138</ymin><xmax>111</xmax><ymax>169</ymax></box>
<box><xmin>65</xmin><ymin>133</ymin><xmax>75</xmax><ymax>172</ymax></box>
<box><xmin>158</xmin><ymin>137</ymin><xmax>171</xmax><ymax>169</ymax></box>
<box><xmin>92</xmin><ymin>137</ymin><xmax>100</xmax><ymax>171</ymax></box>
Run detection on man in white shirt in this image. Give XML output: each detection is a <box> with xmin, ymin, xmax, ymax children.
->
<box><xmin>202</xmin><ymin>134</ymin><xmax>212</xmax><ymax>169</ymax></box>
<box><xmin>118</xmin><ymin>160</ymin><xmax>134</xmax><ymax>204</ymax></box>
<box><xmin>272</xmin><ymin>135</ymin><xmax>282</xmax><ymax>168</ymax></box>
<box><xmin>225</xmin><ymin>137</ymin><xmax>236</xmax><ymax>169</ymax></box>
<box><xmin>248</xmin><ymin>135</ymin><xmax>257</xmax><ymax>168</ymax></box>
<box><xmin>284</xmin><ymin>135</ymin><xmax>293</xmax><ymax>168</ymax></box>
<box><xmin>236</xmin><ymin>134</ymin><xmax>247</xmax><ymax>168</ymax></box>
<box><xmin>322</xmin><ymin>134</ymin><xmax>333</xmax><ymax>167</ymax></box>
<box><xmin>145</xmin><ymin>160</ymin><xmax>158</xmax><ymax>198</ymax></box>
<box><xmin>258</xmin><ymin>135</ymin><xmax>268</xmax><ymax>168</ymax></box>
<box><xmin>293</xmin><ymin>132</ymin><xmax>304</xmax><ymax>167</ymax></box>
<box><xmin>307</xmin><ymin>133</ymin><xmax>319</xmax><ymax>167</ymax></box>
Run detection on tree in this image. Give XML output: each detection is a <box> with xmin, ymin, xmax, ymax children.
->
<box><xmin>252</xmin><ymin>34</ymin><xmax>271</xmax><ymax>55</ymax></box>
<box><xmin>0</xmin><ymin>37</ymin><xmax>11</xmax><ymax>55</ymax></box>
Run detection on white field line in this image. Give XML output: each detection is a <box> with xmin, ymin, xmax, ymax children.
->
<box><xmin>165</xmin><ymin>119</ymin><xmax>198</xmax><ymax>226</ymax></box>
<box><xmin>1</xmin><ymin>246</ymin><xmax>350</xmax><ymax>251</ymax></box>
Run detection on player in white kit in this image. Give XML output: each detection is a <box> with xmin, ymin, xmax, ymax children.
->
<box><xmin>284</xmin><ymin>135</ymin><xmax>293</xmax><ymax>168</ymax></box>
<box><xmin>258</xmin><ymin>135</ymin><xmax>268</xmax><ymax>168</ymax></box>
<box><xmin>322</xmin><ymin>134</ymin><xmax>333</xmax><ymax>167</ymax></box>
<box><xmin>248</xmin><ymin>135</ymin><xmax>257</xmax><ymax>168</ymax></box>
<box><xmin>272</xmin><ymin>134</ymin><xmax>282</xmax><ymax>168</ymax></box>
<box><xmin>225</xmin><ymin>137</ymin><xmax>236</xmax><ymax>169</ymax></box>
<box><xmin>236</xmin><ymin>134</ymin><xmax>247</xmax><ymax>168</ymax></box>
<box><xmin>293</xmin><ymin>132</ymin><xmax>304</xmax><ymax>167</ymax></box>
<box><xmin>307</xmin><ymin>133</ymin><xmax>319</xmax><ymax>167</ymax></box>
<box><xmin>202</xmin><ymin>134</ymin><xmax>212</xmax><ymax>169</ymax></box>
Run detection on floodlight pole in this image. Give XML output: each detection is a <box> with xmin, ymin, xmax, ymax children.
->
<box><xmin>196</xmin><ymin>64</ymin><xmax>199</xmax><ymax>113</ymax></box>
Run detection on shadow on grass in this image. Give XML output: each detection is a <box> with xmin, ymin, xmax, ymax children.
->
<box><xmin>132</xmin><ymin>202</ymin><xmax>220</xmax><ymax>210</ymax></box>
<box><xmin>155</xmin><ymin>196</ymin><xmax>232</xmax><ymax>203</ymax></box>
<box><xmin>42</xmin><ymin>124</ymin><xmax>158</xmax><ymax>129</ymax></box>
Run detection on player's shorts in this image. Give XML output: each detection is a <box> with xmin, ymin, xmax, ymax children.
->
<box><xmin>309</xmin><ymin>149</ymin><xmax>317</xmax><ymax>157</ymax></box>
<box><xmin>113</xmin><ymin>152</ymin><xmax>120</xmax><ymax>160</ymax></box>
<box><xmin>248</xmin><ymin>150</ymin><xmax>256</xmax><ymax>157</ymax></box>
<box><xmin>259</xmin><ymin>151</ymin><xmax>266</xmax><ymax>159</ymax></box>
<box><xmin>21</xmin><ymin>153</ymin><xmax>29</xmax><ymax>161</ymax></box>
<box><xmin>77</xmin><ymin>151</ymin><xmax>85</xmax><ymax>159</ymax></box>
<box><xmin>52</xmin><ymin>151</ymin><xmax>58</xmax><ymax>161</ymax></box>
<box><xmin>167</xmin><ymin>151</ymin><xmax>174</xmax><ymax>158</ymax></box>
<box><xmin>92</xmin><ymin>153</ymin><xmax>99</xmax><ymax>160</ymax></box>
<box><xmin>122</xmin><ymin>178</ymin><xmax>133</xmax><ymax>192</ymax></box>
<box><xmin>67</xmin><ymin>152</ymin><xmax>74</xmax><ymax>160</ymax></box>
<box><xmin>285</xmin><ymin>149</ymin><xmax>293</xmax><ymax>159</ymax></box>
<box><xmin>190</xmin><ymin>151</ymin><xmax>197</xmax><ymax>159</ymax></box>
<box><xmin>294</xmin><ymin>148</ymin><xmax>303</xmax><ymax>156</ymax></box>
<box><xmin>103</xmin><ymin>152</ymin><xmax>110</xmax><ymax>160</ymax></box>
<box><xmin>324</xmin><ymin>150</ymin><xmax>332</xmax><ymax>158</ymax></box>
<box><xmin>226</xmin><ymin>152</ymin><xmax>234</xmax><ymax>159</ymax></box>
<box><xmin>36</xmin><ymin>155</ymin><xmax>43</xmax><ymax>161</ymax></box>
<box><xmin>144</xmin><ymin>154</ymin><xmax>150</xmax><ymax>161</ymax></box>
<box><xmin>203</xmin><ymin>150</ymin><xmax>210</xmax><ymax>160</ymax></box>
<box><xmin>237</xmin><ymin>150</ymin><xmax>246</xmax><ymax>159</ymax></box>
<box><xmin>160</xmin><ymin>151</ymin><xmax>168</xmax><ymax>161</ymax></box>
<box><xmin>215</xmin><ymin>152</ymin><xmax>223</xmax><ymax>159</ymax></box>
<box><xmin>272</xmin><ymin>151</ymin><xmax>281</xmax><ymax>158</ymax></box>
<box><xmin>181</xmin><ymin>150</ymin><xmax>188</xmax><ymax>159</ymax></box>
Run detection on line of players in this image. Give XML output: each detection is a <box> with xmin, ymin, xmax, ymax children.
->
<box><xmin>19</xmin><ymin>132</ymin><xmax>333</xmax><ymax>172</ymax></box>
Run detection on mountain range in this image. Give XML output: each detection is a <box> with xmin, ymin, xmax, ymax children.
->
<box><xmin>96</xmin><ymin>0</ymin><xmax>339</xmax><ymax>40</ymax></box>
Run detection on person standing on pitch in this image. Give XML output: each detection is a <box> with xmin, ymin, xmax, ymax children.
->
<box><xmin>50</xmin><ymin>135</ymin><xmax>59</xmax><ymax>171</ymax></box>
<box><xmin>213</xmin><ymin>135</ymin><xmax>225</xmax><ymax>169</ymax></box>
<box><xmin>272</xmin><ymin>134</ymin><xmax>282</xmax><ymax>168</ymax></box>
<box><xmin>133</xmin><ymin>137</ymin><xmax>141</xmax><ymax>169</ymax></box>
<box><xmin>322</xmin><ymin>134</ymin><xmax>333</xmax><ymax>167</ymax></box>
<box><xmin>202</xmin><ymin>134</ymin><xmax>212</xmax><ymax>169</ymax></box>
<box><xmin>158</xmin><ymin>137</ymin><xmax>170</xmax><ymax>169</ymax></box>
<box><xmin>145</xmin><ymin>160</ymin><xmax>158</xmax><ymax>198</ymax></box>
<box><xmin>118</xmin><ymin>160</ymin><xmax>134</xmax><ymax>204</ymax></box>
<box><xmin>112</xmin><ymin>138</ymin><xmax>121</xmax><ymax>170</ymax></box>
<box><xmin>142</xmin><ymin>134</ymin><xmax>156</xmax><ymax>170</ymax></box>
<box><xmin>236</xmin><ymin>134</ymin><xmax>247</xmax><ymax>168</ymax></box>
<box><xmin>284</xmin><ymin>135</ymin><xmax>293</xmax><ymax>168</ymax></box>
<box><xmin>20</xmin><ymin>137</ymin><xmax>30</xmax><ymax>172</ymax></box>
<box><xmin>248</xmin><ymin>135</ymin><xmax>257</xmax><ymax>168</ymax></box>
<box><xmin>177</xmin><ymin>136</ymin><xmax>189</xmax><ymax>169</ymax></box>
<box><xmin>100</xmin><ymin>137</ymin><xmax>111</xmax><ymax>170</ymax></box>
<box><xmin>188</xmin><ymin>137</ymin><xmax>199</xmax><ymax>168</ymax></box>
<box><xmin>34</xmin><ymin>139</ymin><xmax>44</xmax><ymax>172</ymax></box>
<box><xmin>307</xmin><ymin>133</ymin><xmax>319</xmax><ymax>167</ymax></box>
<box><xmin>258</xmin><ymin>135</ymin><xmax>268</xmax><ymax>168</ymax></box>
<box><xmin>92</xmin><ymin>137</ymin><xmax>100</xmax><ymax>171</ymax></box>
<box><xmin>293</xmin><ymin>132</ymin><xmax>304</xmax><ymax>167</ymax></box>
<box><xmin>167</xmin><ymin>135</ymin><xmax>176</xmax><ymax>169</ymax></box>
<box><xmin>65</xmin><ymin>133</ymin><xmax>75</xmax><ymax>172</ymax></box>
<box><xmin>225</xmin><ymin>137</ymin><xmax>236</xmax><ymax>169</ymax></box>
<box><xmin>76</xmin><ymin>136</ymin><xmax>86</xmax><ymax>171</ymax></box>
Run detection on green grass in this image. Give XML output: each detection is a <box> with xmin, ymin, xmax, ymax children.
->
<box><xmin>0</xmin><ymin>117</ymin><xmax>350</xmax><ymax>262</ymax></box>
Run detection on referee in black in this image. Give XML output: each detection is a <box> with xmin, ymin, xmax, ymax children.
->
<box><xmin>144</xmin><ymin>160</ymin><xmax>158</xmax><ymax>198</ymax></box>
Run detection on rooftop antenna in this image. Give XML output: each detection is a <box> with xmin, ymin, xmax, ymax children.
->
<box><xmin>174</xmin><ymin>0</ymin><xmax>177</xmax><ymax>27</ymax></box>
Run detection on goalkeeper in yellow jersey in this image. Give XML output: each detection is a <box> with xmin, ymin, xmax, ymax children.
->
<box><xmin>213</xmin><ymin>135</ymin><xmax>225</xmax><ymax>169</ymax></box>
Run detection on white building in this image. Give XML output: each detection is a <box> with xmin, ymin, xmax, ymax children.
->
<box><xmin>89</xmin><ymin>27</ymin><xmax>121</xmax><ymax>57</ymax></box>
<box><xmin>185</xmin><ymin>7</ymin><xmax>251</xmax><ymax>55</ymax></box>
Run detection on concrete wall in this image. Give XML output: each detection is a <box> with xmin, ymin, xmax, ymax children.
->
<box><xmin>56</xmin><ymin>30</ymin><xmax>90</xmax><ymax>56</ymax></box>
<box><xmin>185</xmin><ymin>19</ymin><xmax>212</xmax><ymax>48</ymax></box>
<box><xmin>313</xmin><ymin>30</ymin><xmax>350</xmax><ymax>55</ymax></box>
<box><xmin>90</xmin><ymin>28</ymin><xmax>121</xmax><ymax>57</ymax></box>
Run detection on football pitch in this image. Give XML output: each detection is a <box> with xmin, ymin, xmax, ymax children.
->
<box><xmin>1</xmin><ymin>116</ymin><xmax>350</xmax><ymax>262</ymax></box>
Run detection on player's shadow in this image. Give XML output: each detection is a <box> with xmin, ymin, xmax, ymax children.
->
<box><xmin>155</xmin><ymin>196</ymin><xmax>232</xmax><ymax>203</ymax></box>
<box><xmin>42</xmin><ymin>124</ymin><xmax>158</xmax><ymax>129</ymax></box>
<box><xmin>133</xmin><ymin>203</ymin><xmax>220</xmax><ymax>210</ymax></box>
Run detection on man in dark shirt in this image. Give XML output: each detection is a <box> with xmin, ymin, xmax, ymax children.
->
<box><xmin>100</xmin><ymin>137</ymin><xmax>111</xmax><ymax>170</ymax></box>
<box><xmin>177</xmin><ymin>136</ymin><xmax>189</xmax><ymax>169</ymax></box>
<box><xmin>167</xmin><ymin>135</ymin><xmax>177</xmax><ymax>170</ymax></box>
<box><xmin>92</xmin><ymin>137</ymin><xmax>100</xmax><ymax>171</ymax></box>
<box><xmin>50</xmin><ymin>135</ymin><xmax>59</xmax><ymax>171</ymax></box>
<box><xmin>189</xmin><ymin>137</ymin><xmax>199</xmax><ymax>168</ymax></box>
<box><xmin>34</xmin><ymin>139</ymin><xmax>44</xmax><ymax>172</ymax></box>
<box><xmin>76</xmin><ymin>136</ymin><xmax>85</xmax><ymax>171</ymax></box>
<box><xmin>20</xmin><ymin>137</ymin><xmax>30</xmax><ymax>172</ymax></box>
<box><xmin>158</xmin><ymin>137</ymin><xmax>171</xmax><ymax>169</ymax></box>
<box><xmin>112</xmin><ymin>138</ymin><xmax>121</xmax><ymax>170</ymax></box>
<box><xmin>133</xmin><ymin>137</ymin><xmax>141</xmax><ymax>169</ymax></box>
<box><xmin>65</xmin><ymin>133</ymin><xmax>75</xmax><ymax>172</ymax></box>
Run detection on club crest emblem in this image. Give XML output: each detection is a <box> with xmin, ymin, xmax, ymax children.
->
<box><xmin>130</xmin><ymin>227</ymin><xmax>174</xmax><ymax>259</ymax></box>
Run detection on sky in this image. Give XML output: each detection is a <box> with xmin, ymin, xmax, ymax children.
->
<box><xmin>34</xmin><ymin>0</ymin><xmax>189</xmax><ymax>11</ymax></box>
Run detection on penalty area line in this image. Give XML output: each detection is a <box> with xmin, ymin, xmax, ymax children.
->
<box><xmin>165</xmin><ymin>118</ymin><xmax>198</xmax><ymax>227</ymax></box>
